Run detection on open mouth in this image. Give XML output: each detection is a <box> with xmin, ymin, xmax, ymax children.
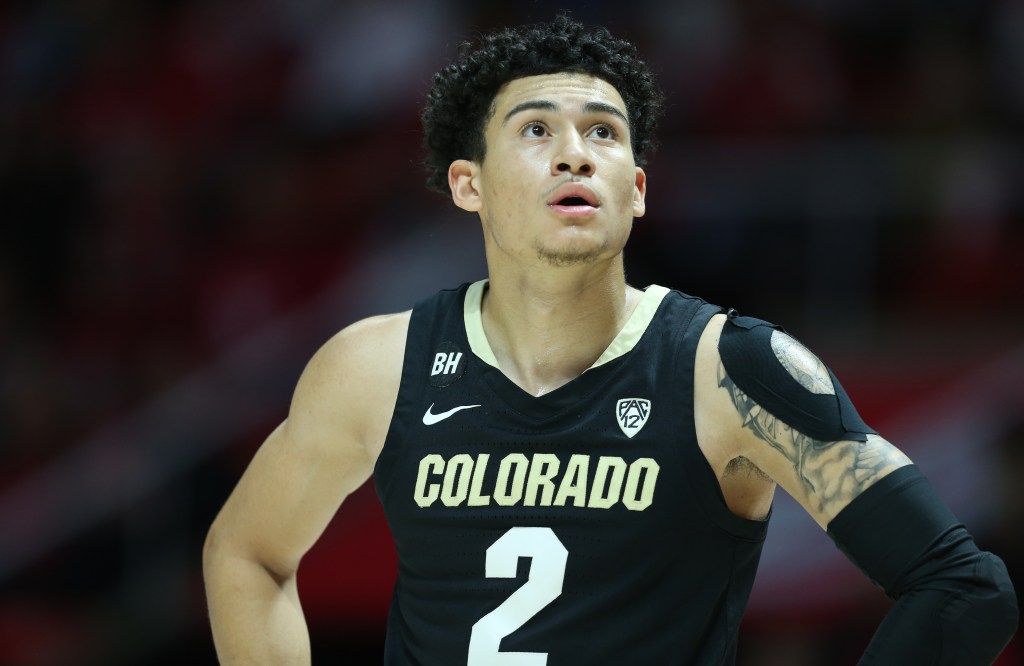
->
<box><xmin>547</xmin><ymin>184</ymin><xmax>600</xmax><ymax>216</ymax></box>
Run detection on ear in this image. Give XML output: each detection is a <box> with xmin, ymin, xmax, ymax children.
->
<box><xmin>632</xmin><ymin>167</ymin><xmax>647</xmax><ymax>218</ymax></box>
<box><xmin>449</xmin><ymin>159</ymin><xmax>482</xmax><ymax>212</ymax></box>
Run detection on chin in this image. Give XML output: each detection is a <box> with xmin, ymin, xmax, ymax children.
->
<box><xmin>536</xmin><ymin>251</ymin><xmax>602</xmax><ymax>267</ymax></box>
<box><xmin>534</xmin><ymin>238</ymin><xmax>611</xmax><ymax>267</ymax></box>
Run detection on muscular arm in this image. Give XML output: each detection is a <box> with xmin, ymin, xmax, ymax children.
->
<box><xmin>203</xmin><ymin>313</ymin><xmax>408</xmax><ymax>665</ymax></box>
<box><xmin>716</xmin><ymin>354</ymin><xmax>909</xmax><ymax>525</ymax></box>
<box><xmin>695</xmin><ymin>313</ymin><xmax>909</xmax><ymax>527</ymax></box>
<box><xmin>697</xmin><ymin>313</ymin><xmax>1017</xmax><ymax>663</ymax></box>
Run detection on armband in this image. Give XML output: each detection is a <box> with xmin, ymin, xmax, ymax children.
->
<box><xmin>827</xmin><ymin>465</ymin><xmax>1018</xmax><ymax>664</ymax></box>
<box><xmin>718</xmin><ymin>310</ymin><xmax>875</xmax><ymax>442</ymax></box>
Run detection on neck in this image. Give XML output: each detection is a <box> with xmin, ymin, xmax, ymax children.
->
<box><xmin>481</xmin><ymin>258</ymin><xmax>640</xmax><ymax>396</ymax></box>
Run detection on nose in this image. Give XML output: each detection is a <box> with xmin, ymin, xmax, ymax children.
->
<box><xmin>551</xmin><ymin>129</ymin><xmax>594</xmax><ymax>176</ymax></box>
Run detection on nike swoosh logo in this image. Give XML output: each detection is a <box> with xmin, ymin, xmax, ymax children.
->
<box><xmin>422</xmin><ymin>403</ymin><xmax>481</xmax><ymax>425</ymax></box>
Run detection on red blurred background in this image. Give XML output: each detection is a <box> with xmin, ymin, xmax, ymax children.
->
<box><xmin>1</xmin><ymin>1</ymin><xmax>1021</xmax><ymax>664</ymax></box>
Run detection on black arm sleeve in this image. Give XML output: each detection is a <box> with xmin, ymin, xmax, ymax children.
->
<box><xmin>827</xmin><ymin>465</ymin><xmax>1018</xmax><ymax>665</ymax></box>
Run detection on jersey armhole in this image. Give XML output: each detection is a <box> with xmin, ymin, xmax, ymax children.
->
<box><xmin>373</xmin><ymin>300</ymin><xmax>435</xmax><ymax>500</ymax></box>
<box><xmin>674</xmin><ymin>304</ymin><xmax>770</xmax><ymax>541</ymax></box>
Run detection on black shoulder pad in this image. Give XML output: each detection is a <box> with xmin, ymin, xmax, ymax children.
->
<box><xmin>718</xmin><ymin>309</ymin><xmax>875</xmax><ymax>442</ymax></box>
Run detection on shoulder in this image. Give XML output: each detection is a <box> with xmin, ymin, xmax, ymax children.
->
<box><xmin>288</xmin><ymin>311</ymin><xmax>411</xmax><ymax>457</ymax></box>
<box><xmin>326</xmin><ymin>311</ymin><xmax>412</xmax><ymax>363</ymax></box>
<box><xmin>714</xmin><ymin>311</ymin><xmax>836</xmax><ymax>394</ymax></box>
<box><xmin>693</xmin><ymin>309</ymin><xmax>853</xmax><ymax>455</ymax></box>
<box><xmin>697</xmin><ymin>310</ymin><xmax>865</xmax><ymax>437</ymax></box>
<box><xmin>697</xmin><ymin>311</ymin><xmax>829</xmax><ymax>382</ymax></box>
<box><xmin>299</xmin><ymin>311</ymin><xmax>411</xmax><ymax>398</ymax></box>
<box><xmin>712</xmin><ymin>310</ymin><xmax>877</xmax><ymax>443</ymax></box>
<box><xmin>325</xmin><ymin>309</ymin><xmax>410</xmax><ymax>360</ymax></box>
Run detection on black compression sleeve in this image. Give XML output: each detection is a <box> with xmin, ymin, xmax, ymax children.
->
<box><xmin>827</xmin><ymin>465</ymin><xmax>1018</xmax><ymax>664</ymax></box>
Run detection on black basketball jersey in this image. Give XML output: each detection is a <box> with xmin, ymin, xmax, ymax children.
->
<box><xmin>373</xmin><ymin>281</ymin><xmax>769</xmax><ymax>665</ymax></box>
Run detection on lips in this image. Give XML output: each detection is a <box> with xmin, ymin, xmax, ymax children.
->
<box><xmin>547</xmin><ymin>183</ymin><xmax>600</xmax><ymax>216</ymax></box>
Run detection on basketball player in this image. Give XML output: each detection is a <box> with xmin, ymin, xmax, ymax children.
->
<box><xmin>203</xmin><ymin>16</ymin><xmax>1017</xmax><ymax>664</ymax></box>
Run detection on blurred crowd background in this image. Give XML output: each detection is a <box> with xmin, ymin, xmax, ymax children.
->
<box><xmin>1</xmin><ymin>0</ymin><xmax>1022</xmax><ymax>664</ymax></box>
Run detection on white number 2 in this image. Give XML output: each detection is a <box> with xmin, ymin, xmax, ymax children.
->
<box><xmin>468</xmin><ymin>527</ymin><xmax>568</xmax><ymax>665</ymax></box>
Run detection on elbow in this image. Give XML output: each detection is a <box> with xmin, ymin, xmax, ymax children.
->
<box><xmin>977</xmin><ymin>553</ymin><xmax>1019</xmax><ymax>641</ymax></box>
<box><xmin>947</xmin><ymin>552</ymin><xmax>1019</xmax><ymax>661</ymax></box>
<box><xmin>202</xmin><ymin>519</ymin><xmax>224</xmax><ymax>576</ymax></box>
<box><xmin>202</xmin><ymin>518</ymin><xmax>298</xmax><ymax>587</ymax></box>
<box><xmin>203</xmin><ymin>516</ymin><xmax>242</xmax><ymax>578</ymax></box>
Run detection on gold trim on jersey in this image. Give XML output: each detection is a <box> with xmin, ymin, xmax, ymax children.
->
<box><xmin>463</xmin><ymin>280</ymin><xmax>670</xmax><ymax>370</ymax></box>
<box><xmin>464</xmin><ymin>280</ymin><xmax>499</xmax><ymax>367</ymax></box>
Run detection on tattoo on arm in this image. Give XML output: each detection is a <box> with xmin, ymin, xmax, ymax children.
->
<box><xmin>717</xmin><ymin>348</ymin><xmax>908</xmax><ymax>515</ymax></box>
<box><xmin>770</xmin><ymin>332</ymin><xmax>835</xmax><ymax>395</ymax></box>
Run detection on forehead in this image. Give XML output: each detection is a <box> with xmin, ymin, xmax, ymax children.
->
<box><xmin>489</xmin><ymin>73</ymin><xmax>628</xmax><ymax>120</ymax></box>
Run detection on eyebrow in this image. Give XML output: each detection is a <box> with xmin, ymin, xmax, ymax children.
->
<box><xmin>501</xmin><ymin>100</ymin><xmax>629</xmax><ymax>126</ymax></box>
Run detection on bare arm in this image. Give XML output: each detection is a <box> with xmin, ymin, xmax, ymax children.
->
<box><xmin>203</xmin><ymin>312</ymin><xmax>408</xmax><ymax>665</ymax></box>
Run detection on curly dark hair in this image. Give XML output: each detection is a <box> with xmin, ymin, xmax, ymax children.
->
<box><xmin>421</xmin><ymin>15</ymin><xmax>665</xmax><ymax>194</ymax></box>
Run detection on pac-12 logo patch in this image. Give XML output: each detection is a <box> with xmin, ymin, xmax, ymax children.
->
<box><xmin>616</xmin><ymin>398</ymin><xmax>651</xmax><ymax>438</ymax></box>
<box><xmin>429</xmin><ymin>341</ymin><xmax>467</xmax><ymax>387</ymax></box>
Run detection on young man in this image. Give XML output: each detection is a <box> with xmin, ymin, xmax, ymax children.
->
<box><xmin>203</xmin><ymin>16</ymin><xmax>1018</xmax><ymax>665</ymax></box>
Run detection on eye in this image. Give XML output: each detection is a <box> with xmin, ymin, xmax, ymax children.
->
<box><xmin>590</xmin><ymin>125</ymin><xmax>617</xmax><ymax>140</ymax></box>
<box><xmin>522</xmin><ymin>122</ymin><xmax>548</xmax><ymax>138</ymax></box>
